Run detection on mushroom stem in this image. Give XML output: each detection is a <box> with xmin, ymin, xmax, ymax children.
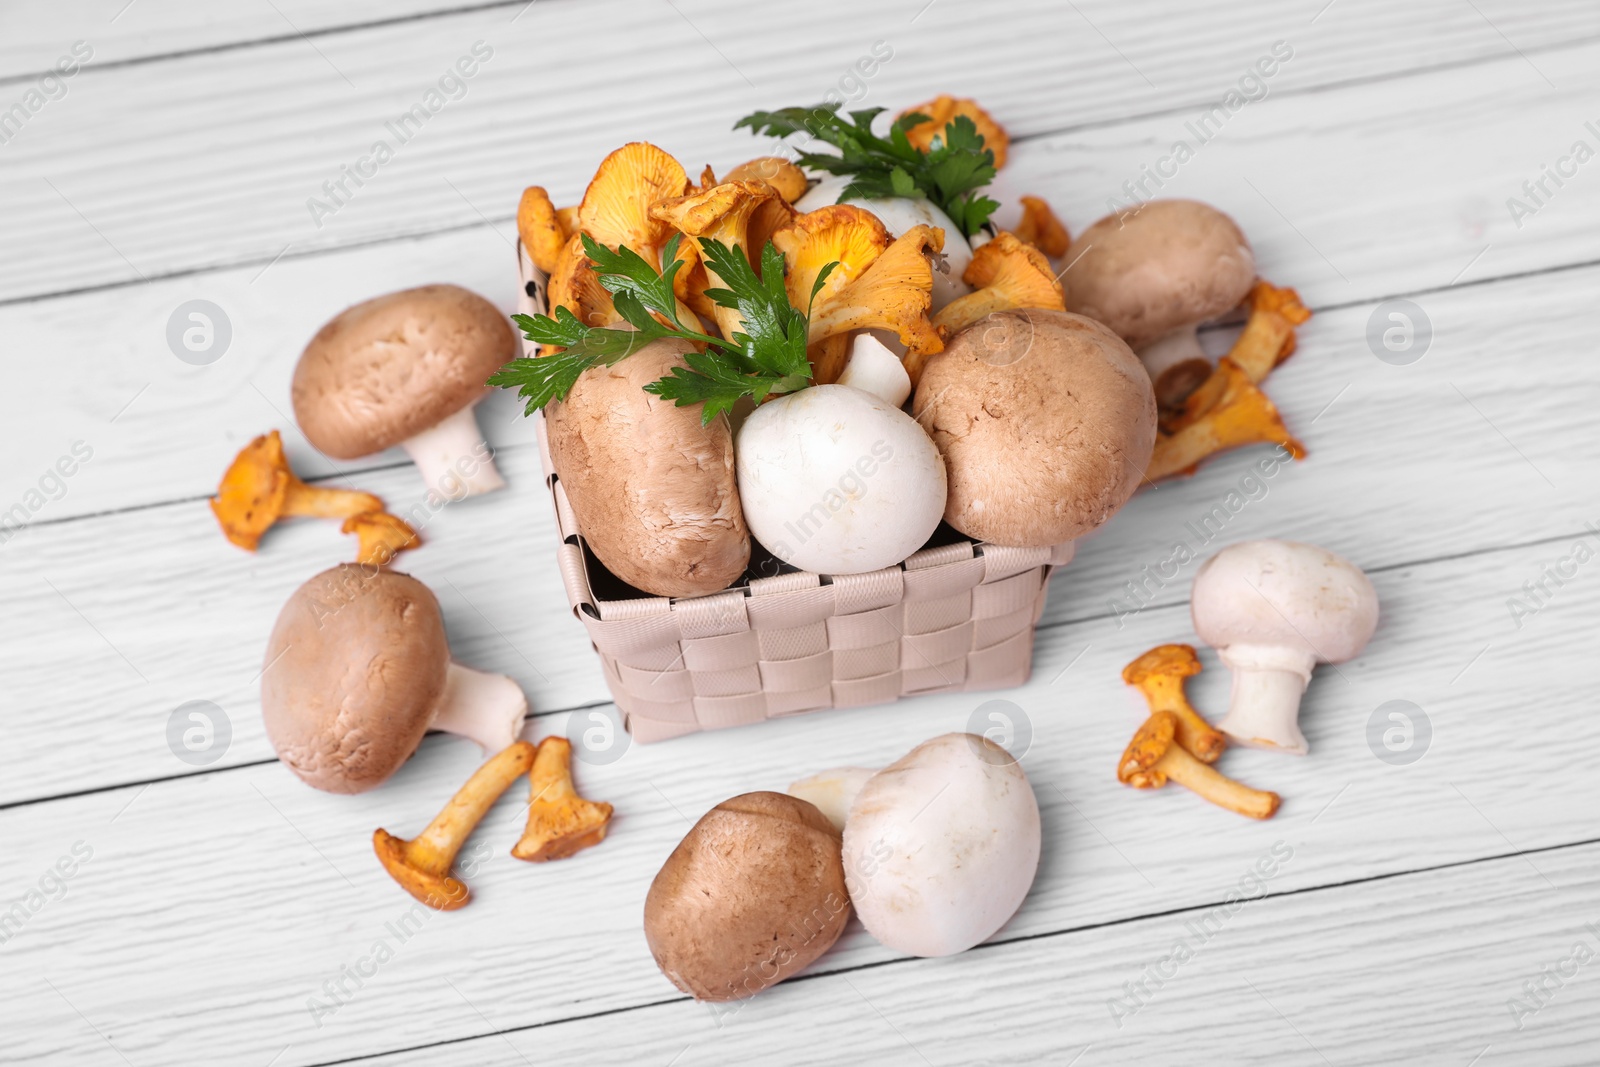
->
<box><xmin>1214</xmin><ymin>644</ymin><xmax>1317</xmax><ymax>755</ymax></box>
<box><xmin>1136</xmin><ymin>325</ymin><xmax>1213</xmax><ymax>411</ymax></box>
<box><xmin>787</xmin><ymin>766</ymin><xmax>879</xmax><ymax>832</ymax></box>
<box><xmin>1157</xmin><ymin>742</ymin><xmax>1281</xmax><ymax>820</ymax></box>
<box><xmin>373</xmin><ymin>740</ymin><xmax>537</xmax><ymax>909</ymax></box>
<box><xmin>281</xmin><ymin>479</ymin><xmax>384</xmax><ymax>519</ymax></box>
<box><xmin>511</xmin><ymin>737</ymin><xmax>614</xmax><ymax>862</ymax></box>
<box><xmin>432</xmin><ymin>662</ymin><xmax>529</xmax><ymax>754</ymax></box>
<box><xmin>835</xmin><ymin>333</ymin><xmax>912</xmax><ymax>408</ymax></box>
<box><xmin>400</xmin><ymin>403</ymin><xmax>505</xmax><ymax>499</ymax></box>
<box><xmin>1121</xmin><ymin>644</ymin><xmax>1226</xmax><ymax>763</ymax></box>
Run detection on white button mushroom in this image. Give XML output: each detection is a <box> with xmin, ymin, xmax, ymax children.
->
<box><xmin>796</xmin><ymin>176</ymin><xmax>973</xmax><ymax>310</ymax></box>
<box><xmin>834</xmin><ymin>333</ymin><xmax>912</xmax><ymax>408</ymax></box>
<box><xmin>837</xmin><ymin>733</ymin><xmax>1041</xmax><ymax>957</ymax></box>
<box><xmin>787</xmin><ymin>766</ymin><xmax>878</xmax><ymax>833</ymax></box>
<box><xmin>292</xmin><ymin>285</ymin><xmax>514</xmax><ymax>499</ymax></box>
<box><xmin>1191</xmin><ymin>539</ymin><xmax>1380</xmax><ymax>756</ymax></box>
<box><xmin>736</xmin><ymin>384</ymin><xmax>946</xmax><ymax>575</ymax></box>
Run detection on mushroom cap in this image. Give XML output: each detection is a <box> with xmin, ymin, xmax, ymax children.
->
<box><xmin>291</xmin><ymin>285</ymin><xmax>515</xmax><ymax>459</ymax></box>
<box><xmin>842</xmin><ymin>733</ymin><xmax>1041</xmax><ymax>957</ymax></box>
<box><xmin>372</xmin><ymin>830</ymin><xmax>469</xmax><ymax>910</ymax></box>
<box><xmin>795</xmin><ymin>176</ymin><xmax>973</xmax><ymax>310</ymax></box>
<box><xmin>544</xmin><ymin>337</ymin><xmax>749</xmax><ymax>597</ymax></box>
<box><xmin>1121</xmin><ymin>643</ymin><xmax>1202</xmax><ymax>685</ymax></box>
<box><xmin>736</xmin><ymin>384</ymin><xmax>947</xmax><ymax>575</ymax></box>
<box><xmin>261</xmin><ymin>565</ymin><xmax>449</xmax><ymax>793</ymax></box>
<box><xmin>1117</xmin><ymin>711</ymin><xmax>1177</xmax><ymax>787</ymax></box>
<box><xmin>912</xmin><ymin>309</ymin><xmax>1157</xmax><ymax>547</ymax></box>
<box><xmin>1192</xmin><ymin>539</ymin><xmax>1380</xmax><ymax>666</ymax></box>
<box><xmin>643</xmin><ymin>792</ymin><xmax>850</xmax><ymax>1002</ymax></box>
<box><xmin>1065</xmin><ymin>200</ymin><xmax>1255</xmax><ymax>347</ymax></box>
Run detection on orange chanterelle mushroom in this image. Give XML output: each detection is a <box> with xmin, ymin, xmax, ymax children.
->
<box><xmin>210</xmin><ymin>430</ymin><xmax>381</xmax><ymax>551</ymax></box>
<box><xmin>374</xmin><ymin>742</ymin><xmax>538</xmax><ymax>910</ymax></box>
<box><xmin>511</xmin><ymin>737</ymin><xmax>614</xmax><ymax>862</ymax></box>
<box><xmin>1118</xmin><ymin>711</ymin><xmax>1280</xmax><ymax>820</ymax></box>
<box><xmin>1122</xmin><ymin>644</ymin><xmax>1225</xmax><ymax>763</ymax></box>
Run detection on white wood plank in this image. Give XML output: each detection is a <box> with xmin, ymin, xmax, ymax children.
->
<box><xmin>1</xmin><ymin>535</ymin><xmax>1595</xmax><ymax>1064</ymax></box>
<box><xmin>4</xmin><ymin>0</ymin><xmax>1590</xmax><ymax>86</ymax></box>
<box><xmin>8</xmin><ymin>40</ymin><xmax>1600</xmax><ymax>529</ymax></box>
<box><xmin>3</xmin><ymin>257</ymin><xmax>1594</xmax><ymax>803</ymax></box>
<box><xmin>0</xmin><ymin>1</ymin><xmax>510</xmax><ymax>79</ymax></box>
<box><xmin>3</xmin><ymin>1</ymin><xmax>1598</xmax><ymax>301</ymax></box>
<box><xmin>335</xmin><ymin>843</ymin><xmax>1600</xmax><ymax>1067</ymax></box>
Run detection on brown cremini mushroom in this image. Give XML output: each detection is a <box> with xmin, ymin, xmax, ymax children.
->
<box><xmin>341</xmin><ymin>511</ymin><xmax>420</xmax><ymax>568</ymax></box>
<box><xmin>1118</xmin><ymin>712</ymin><xmax>1279</xmax><ymax>819</ymax></box>
<box><xmin>644</xmin><ymin>792</ymin><xmax>849</xmax><ymax>1002</ymax></box>
<box><xmin>1065</xmin><ymin>200</ymin><xmax>1256</xmax><ymax>410</ymax></box>
<box><xmin>261</xmin><ymin>565</ymin><xmax>529</xmax><ymax>794</ymax></box>
<box><xmin>544</xmin><ymin>335</ymin><xmax>750</xmax><ymax>598</ymax></box>
<box><xmin>1122</xmin><ymin>644</ymin><xmax>1225</xmax><ymax>763</ymax></box>
<box><xmin>292</xmin><ymin>285</ymin><xmax>514</xmax><ymax>499</ymax></box>
<box><xmin>373</xmin><ymin>740</ymin><xmax>537</xmax><ymax>910</ymax></box>
<box><xmin>913</xmin><ymin>310</ymin><xmax>1156</xmax><ymax>547</ymax></box>
<box><xmin>1145</xmin><ymin>358</ymin><xmax>1305</xmax><ymax>481</ymax></box>
<box><xmin>511</xmin><ymin>737</ymin><xmax>613</xmax><ymax>862</ymax></box>
<box><xmin>210</xmin><ymin>430</ymin><xmax>383</xmax><ymax>551</ymax></box>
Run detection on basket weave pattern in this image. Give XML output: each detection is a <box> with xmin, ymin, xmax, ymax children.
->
<box><xmin>518</xmin><ymin>245</ymin><xmax>1072</xmax><ymax>742</ymax></box>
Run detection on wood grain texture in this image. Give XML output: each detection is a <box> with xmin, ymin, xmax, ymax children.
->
<box><xmin>6</xmin><ymin>3</ymin><xmax>1599</xmax><ymax>1063</ymax></box>
<box><xmin>9</xmin><ymin>37</ymin><xmax>1600</xmax><ymax>527</ymax></box>
<box><xmin>3</xmin><ymin>1</ymin><xmax>1598</xmax><ymax>301</ymax></box>
<box><xmin>330</xmin><ymin>843</ymin><xmax>1600</xmax><ymax>1066</ymax></box>
<box><xmin>3</xmin><ymin>259</ymin><xmax>1594</xmax><ymax>803</ymax></box>
<box><xmin>0</xmin><ymin>1</ymin><xmax>518</xmax><ymax>79</ymax></box>
<box><xmin>2</xmin><ymin>536</ymin><xmax>1595</xmax><ymax>1065</ymax></box>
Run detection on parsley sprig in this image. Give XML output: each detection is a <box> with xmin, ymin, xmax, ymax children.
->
<box><xmin>734</xmin><ymin>104</ymin><xmax>1000</xmax><ymax>237</ymax></box>
<box><xmin>490</xmin><ymin>233</ymin><xmax>836</xmax><ymax>425</ymax></box>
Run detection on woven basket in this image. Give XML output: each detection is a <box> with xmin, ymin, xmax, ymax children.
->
<box><xmin>516</xmin><ymin>243</ymin><xmax>1074</xmax><ymax>743</ymax></box>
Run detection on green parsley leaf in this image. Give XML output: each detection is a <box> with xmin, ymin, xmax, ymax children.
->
<box><xmin>493</xmin><ymin>236</ymin><xmax>839</xmax><ymax>425</ymax></box>
<box><xmin>581</xmin><ymin>232</ymin><xmax>687</xmax><ymax>328</ymax></box>
<box><xmin>734</xmin><ymin>103</ymin><xmax>999</xmax><ymax>237</ymax></box>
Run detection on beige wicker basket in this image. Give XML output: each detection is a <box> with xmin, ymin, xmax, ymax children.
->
<box><xmin>516</xmin><ymin>243</ymin><xmax>1074</xmax><ymax>743</ymax></box>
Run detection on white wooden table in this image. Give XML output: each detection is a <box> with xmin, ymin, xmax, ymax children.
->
<box><xmin>4</xmin><ymin>1</ymin><xmax>1599</xmax><ymax>1063</ymax></box>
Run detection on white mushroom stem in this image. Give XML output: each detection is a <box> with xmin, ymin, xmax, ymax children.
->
<box><xmin>787</xmin><ymin>766</ymin><xmax>879</xmax><ymax>832</ymax></box>
<box><xmin>836</xmin><ymin>333</ymin><xmax>912</xmax><ymax>408</ymax></box>
<box><xmin>1134</xmin><ymin>324</ymin><xmax>1209</xmax><ymax>384</ymax></box>
<box><xmin>401</xmin><ymin>403</ymin><xmax>506</xmax><ymax>499</ymax></box>
<box><xmin>432</xmin><ymin>662</ymin><xmax>529</xmax><ymax>753</ymax></box>
<box><xmin>1214</xmin><ymin>643</ymin><xmax>1317</xmax><ymax>756</ymax></box>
